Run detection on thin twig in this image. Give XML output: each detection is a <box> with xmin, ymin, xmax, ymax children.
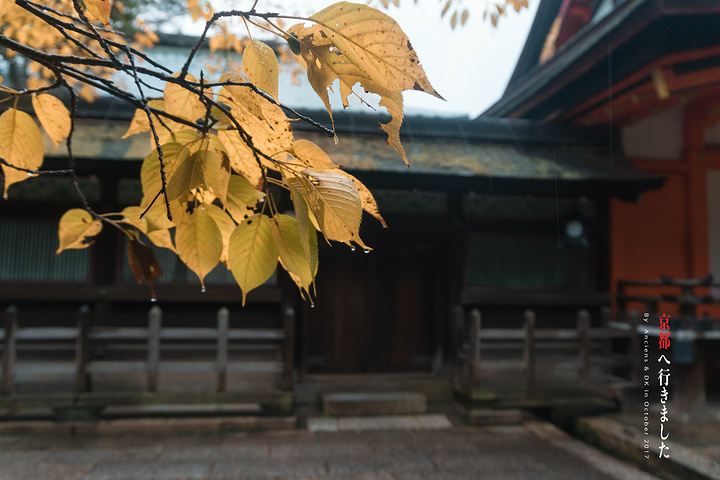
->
<box><xmin>125</xmin><ymin>46</ymin><xmax>172</xmax><ymax>221</ymax></box>
<box><xmin>205</xmin><ymin>80</ymin><xmax>333</xmax><ymax>136</ymax></box>
<box><xmin>71</xmin><ymin>0</ymin><xmax>124</xmax><ymax>70</ymax></box>
<box><xmin>0</xmin><ymin>157</ymin><xmax>73</xmax><ymax>175</ymax></box>
<box><xmin>60</xmin><ymin>77</ymin><xmax>96</xmax><ymax>216</ymax></box>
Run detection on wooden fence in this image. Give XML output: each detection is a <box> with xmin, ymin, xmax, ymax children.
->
<box><xmin>454</xmin><ymin>306</ymin><xmax>638</xmax><ymax>394</ymax></box>
<box><xmin>1</xmin><ymin>304</ymin><xmax>295</xmax><ymax>396</ymax></box>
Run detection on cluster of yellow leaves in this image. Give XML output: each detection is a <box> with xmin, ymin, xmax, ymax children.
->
<box><xmin>4</xmin><ymin>1</ymin><xmax>439</xmax><ymax>303</ymax></box>
<box><xmin>0</xmin><ymin>94</ymin><xmax>71</xmax><ymax>197</ymax></box>
<box><xmin>0</xmin><ymin>0</ymin><xmax>156</xmax><ymax>100</ymax></box>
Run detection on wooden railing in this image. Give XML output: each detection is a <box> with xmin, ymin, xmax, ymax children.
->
<box><xmin>1</xmin><ymin>304</ymin><xmax>295</xmax><ymax>397</ymax></box>
<box><xmin>454</xmin><ymin>306</ymin><xmax>636</xmax><ymax>394</ymax></box>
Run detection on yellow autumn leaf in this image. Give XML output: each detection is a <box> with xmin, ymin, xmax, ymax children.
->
<box><xmin>146</xmin><ymin>229</ymin><xmax>176</xmax><ymax>253</ymax></box>
<box><xmin>287</xmin><ymin>2</ymin><xmax>441</xmax><ymax>164</ymax></box>
<box><xmin>32</xmin><ymin>94</ymin><xmax>71</xmax><ymax>149</ymax></box>
<box><xmin>225</xmin><ymin>175</ymin><xmax>264</xmax><ymax>223</ymax></box>
<box><xmin>167</xmin><ymin>148</ymin><xmax>228</xmax><ymax>203</ymax></box>
<box><xmin>83</xmin><ymin>0</ymin><xmax>112</xmax><ymax>24</ymax></box>
<box><xmin>140</xmin><ymin>142</ymin><xmax>189</xmax><ymax>211</ymax></box>
<box><xmin>243</xmin><ymin>40</ymin><xmax>279</xmax><ymax>100</ymax></box>
<box><xmin>218</xmin><ymin>74</ymin><xmax>293</xmax><ymax>163</ymax></box>
<box><xmin>174</xmin><ymin>206</ymin><xmax>223</xmax><ymax>289</ymax></box>
<box><xmin>120</xmin><ymin>206</ymin><xmax>174</xmax><ymax>250</ymax></box>
<box><xmin>289</xmin><ymin>139</ymin><xmax>336</xmax><ymax>170</ymax></box>
<box><xmin>206</xmin><ymin>203</ymin><xmax>236</xmax><ymax>267</ymax></box>
<box><xmin>0</xmin><ymin>108</ymin><xmax>44</xmax><ymax>198</ymax></box>
<box><xmin>451</xmin><ymin>10</ymin><xmax>457</xmax><ymax>29</ymax></box>
<box><xmin>272</xmin><ymin>213</ymin><xmax>314</xmax><ymax>295</ymax></box>
<box><xmin>290</xmin><ymin>169</ymin><xmax>365</xmax><ymax>247</ymax></box>
<box><xmin>164</xmin><ymin>73</ymin><xmax>206</xmax><ymax>123</ymax></box>
<box><xmin>332</xmin><ymin>169</ymin><xmax>386</xmax><ymax>228</ymax></box>
<box><xmin>218</xmin><ymin>130</ymin><xmax>264</xmax><ymax>188</ymax></box>
<box><xmin>122</xmin><ymin>108</ymin><xmax>150</xmax><ymax>139</ymax></box>
<box><xmin>0</xmin><ymin>0</ymin><xmax>15</xmax><ymax>17</ymax></box>
<box><xmin>287</xmin><ymin>181</ymin><xmax>319</xmax><ymax>277</ymax></box>
<box><xmin>461</xmin><ymin>9</ymin><xmax>469</xmax><ymax>26</ymax></box>
<box><xmin>123</xmin><ymin>100</ymin><xmax>184</xmax><ymax>142</ymax></box>
<box><xmin>228</xmin><ymin>214</ymin><xmax>278</xmax><ymax>305</ymax></box>
<box><xmin>56</xmin><ymin>209</ymin><xmax>103</xmax><ymax>254</ymax></box>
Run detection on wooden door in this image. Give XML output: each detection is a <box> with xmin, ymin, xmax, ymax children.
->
<box><xmin>304</xmin><ymin>218</ymin><xmax>437</xmax><ymax>373</ymax></box>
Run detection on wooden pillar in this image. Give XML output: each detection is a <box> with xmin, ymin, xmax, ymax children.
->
<box><xmin>469</xmin><ymin>308</ymin><xmax>481</xmax><ymax>388</ymax></box>
<box><xmin>1</xmin><ymin>306</ymin><xmax>18</xmax><ymax>396</ymax></box>
<box><xmin>147</xmin><ymin>306</ymin><xmax>161</xmax><ymax>393</ymax></box>
<box><xmin>74</xmin><ymin>305</ymin><xmax>91</xmax><ymax>394</ymax></box>
<box><xmin>282</xmin><ymin>305</ymin><xmax>295</xmax><ymax>391</ymax></box>
<box><xmin>216</xmin><ymin>307</ymin><xmax>229</xmax><ymax>394</ymax></box>
<box><xmin>577</xmin><ymin>309</ymin><xmax>591</xmax><ymax>378</ymax></box>
<box><xmin>524</xmin><ymin>309</ymin><xmax>536</xmax><ymax>394</ymax></box>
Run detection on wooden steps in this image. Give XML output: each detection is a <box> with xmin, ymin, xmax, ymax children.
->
<box><xmin>322</xmin><ymin>392</ymin><xmax>427</xmax><ymax>416</ymax></box>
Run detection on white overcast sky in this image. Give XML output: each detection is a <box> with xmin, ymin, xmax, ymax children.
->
<box><xmin>168</xmin><ymin>1</ymin><xmax>540</xmax><ymax>118</ymax></box>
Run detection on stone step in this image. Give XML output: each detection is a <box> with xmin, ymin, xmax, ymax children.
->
<box><xmin>307</xmin><ymin>413</ymin><xmax>452</xmax><ymax>432</ymax></box>
<box><xmin>465</xmin><ymin>408</ymin><xmax>525</xmax><ymax>426</ymax></box>
<box><xmin>322</xmin><ymin>392</ymin><xmax>427</xmax><ymax>416</ymax></box>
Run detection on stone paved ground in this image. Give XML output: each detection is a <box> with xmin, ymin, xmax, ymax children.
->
<box><xmin>0</xmin><ymin>421</ymin><xmax>658</xmax><ymax>480</ymax></box>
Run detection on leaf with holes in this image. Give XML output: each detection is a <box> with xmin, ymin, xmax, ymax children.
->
<box><xmin>225</xmin><ymin>175</ymin><xmax>264</xmax><ymax>223</ymax></box>
<box><xmin>243</xmin><ymin>40</ymin><xmax>279</xmax><ymax>100</ymax></box>
<box><xmin>0</xmin><ymin>108</ymin><xmax>44</xmax><ymax>198</ymax></box>
<box><xmin>32</xmin><ymin>94</ymin><xmax>70</xmax><ymax>149</ymax></box>
<box><xmin>291</xmin><ymin>169</ymin><xmax>365</xmax><ymax>247</ymax></box>
<box><xmin>218</xmin><ymin>73</ymin><xmax>293</xmax><ymax>163</ymax></box>
<box><xmin>287</xmin><ymin>2</ymin><xmax>441</xmax><ymax>164</ymax></box>
<box><xmin>218</xmin><ymin>130</ymin><xmax>264</xmax><ymax>188</ymax></box>
<box><xmin>56</xmin><ymin>209</ymin><xmax>103</xmax><ymax>254</ymax></box>
<box><xmin>228</xmin><ymin>214</ymin><xmax>278</xmax><ymax>305</ymax></box>
<box><xmin>332</xmin><ymin>169</ymin><xmax>386</xmax><ymax>228</ymax></box>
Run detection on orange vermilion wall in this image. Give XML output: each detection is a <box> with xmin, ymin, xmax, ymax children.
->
<box><xmin>610</xmin><ymin>91</ymin><xmax>720</xmax><ymax>316</ymax></box>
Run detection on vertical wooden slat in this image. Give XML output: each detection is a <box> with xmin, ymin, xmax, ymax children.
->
<box><xmin>147</xmin><ymin>305</ymin><xmax>161</xmax><ymax>393</ymax></box>
<box><xmin>616</xmin><ymin>281</ymin><xmax>627</xmax><ymax>313</ymax></box>
<box><xmin>469</xmin><ymin>308</ymin><xmax>481</xmax><ymax>388</ymax></box>
<box><xmin>628</xmin><ymin>310</ymin><xmax>641</xmax><ymax>382</ymax></box>
<box><xmin>216</xmin><ymin>307</ymin><xmax>229</xmax><ymax>393</ymax></box>
<box><xmin>282</xmin><ymin>305</ymin><xmax>295</xmax><ymax>391</ymax></box>
<box><xmin>600</xmin><ymin>306</ymin><xmax>611</xmax><ymax>328</ymax></box>
<box><xmin>74</xmin><ymin>305</ymin><xmax>91</xmax><ymax>394</ymax></box>
<box><xmin>452</xmin><ymin>305</ymin><xmax>465</xmax><ymax>391</ymax></box>
<box><xmin>1</xmin><ymin>306</ymin><xmax>18</xmax><ymax>396</ymax></box>
<box><xmin>577</xmin><ymin>309</ymin><xmax>591</xmax><ymax>378</ymax></box>
<box><xmin>524</xmin><ymin>309</ymin><xmax>536</xmax><ymax>393</ymax></box>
